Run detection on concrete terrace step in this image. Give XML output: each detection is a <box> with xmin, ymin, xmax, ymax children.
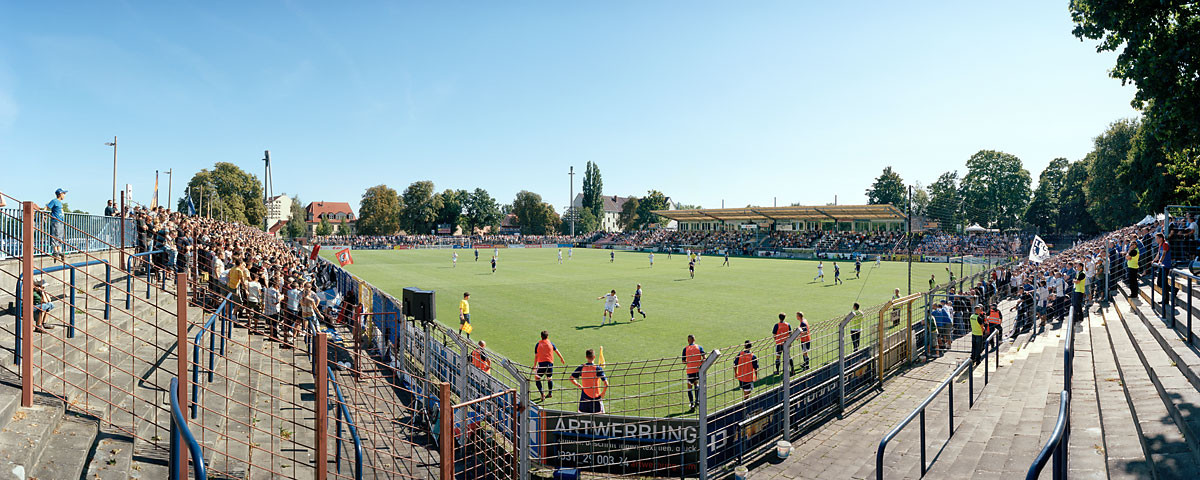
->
<box><xmin>0</xmin><ymin>393</ymin><xmax>65</xmax><ymax>479</ymax></box>
<box><xmin>30</xmin><ymin>412</ymin><xmax>100</xmax><ymax>480</ymax></box>
<box><xmin>1119</xmin><ymin>283</ymin><xmax>1200</xmax><ymax>394</ymax></box>
<box><xmin>1104</xmin><ymin>292</ymin><xmax>1200</xmax><ymax>479</ymax></box>
<box><xmin>1091</xmin><ymin>305</ymin><xmax>1154</xmax><ymax>479</ymax></box>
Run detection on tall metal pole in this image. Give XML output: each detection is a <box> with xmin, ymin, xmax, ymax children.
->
<box><xmin>263</xmin><ymin>150</ymin><xmax>273</xmax><ymax>231</ymax></box>
<box><xmin>165</xmin><ymin>169</ymin><xmax>173</xmax><ymax>212</ymax></box>
<box><xmin>106</xmin><ymin>136</ymin><xmax>118</xmax><ymax>206</ymax></box>
<box><xmin>569</xmin><ymin>166</ymin><xmax>575</xmax><ymax>236</ymax></box>
<box><xmin>907</xmin><ymin>185</ymin><xmax>913</xmax><ymax>295</ymax></box>
<box><xmin>155</xmin><ymin>170</ymin><xmax>160</xmax><ymax>209</ymax></box>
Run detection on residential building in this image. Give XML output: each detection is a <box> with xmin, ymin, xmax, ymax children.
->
<box><xmin>305</xmin><ymin>201</ymin><xmax>356</xmax><ymax>236</ymax></box>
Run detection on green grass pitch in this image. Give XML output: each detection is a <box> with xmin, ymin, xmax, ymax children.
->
<box><xmin>328</xmin><ymin>248</ymin><xmax>956</xmax><ymax>368</ymax></box>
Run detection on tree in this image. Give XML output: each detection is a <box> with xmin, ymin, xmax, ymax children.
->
<box><xmin>866</xmin><ymin>167</ymin><xmax>907</xmax><ymax>209</ymax></box>
<box><xmin>315</xmin><ymin>216</ymin><xmax>333</xmax><ymax>236</ymax></box>
<box><xmin>339</xmin><ymin>218</ymin><xmax>352</xmax><ymax>236</ymax></box>
<box><xmin>399</xmin><ymin>181</ymin><xmax>441</xmax><ymax>234</ymax></box>
<box><xmin>909</xmin><ymin>183</ymin><xmax>929</xmax><ymax>217</ymax></box>
<box><xmin>1071</xmin><ymin>1</ymin><xmax>1200</xmax><ymax>153</ymax></box>
<box><xmin>1124</xmin><ymin>120</ymin><xmax>1173</xmax><ymax>212</ymax></box>
<box><xmin>511</xmin><ymin>191</ymin><xmax>555</xmax><ymax>235</ymax></box>
<box><xmin>463</xmin><ymin>188</ymin><xmax>502</xmax><ymax>234</ymax></box>
<box><xmin>1058</xmin><ymin>158</ymin><xmax>1099</xmax><ymax>234</ymax></box>
<box><xmin>674</xmin><ymin>203</ymin><xmax>701</xmax><ymax>210</ymax></box>
<box><xmin>1085</xmin><ymin>119</ymin><xmax>1142</xmax><ymax>230</ymax></box>
<box><xmin>926</xmin><ymin>171</ymin><xmax>961</xmax><ymax>231</ymax></box>
<box><xmin>959</xmin><ymin>150</ymin><xmax>1032</xmax><ymax>229</ymax></box>
<box><xmin>634</xmin><ymin>190</ymin><xmax>670</xmax><ymax>230</ymax></box>
<box><xmin>618</xmin><ymin>197</ymin><xmax>640</xmax><ymax>231</ymax></box>
<box><xmin>179</xmin><ymin>162</ymin><xmax>266</xmax><ymax>226</ymax></box>
<box><xmin>568</xmin><ymin>208</ymin><xmax>600</xmax><ymax>233</ymax></box>
<box><xmin>582</xmin><ymin>161</ymin><xmax>604</xmax><ymax>219</ymax></box>
<box><xmin>1022</xmin><ymin>158</ymin><xmax>1069</xmax><ymax>232</ymax></box>
<box><xmin>285</xmin><ymin>195</ymin><xmax>307</xmax><ymax>238</ymax></box>
<box><xmin>435</xmin><ymin>189</ymin><xmax>468</xmax><ymax>231</ymax></box>
<box><xmin>542</xmin><ymin>203</ymin><xmax>562</xmax><ymax>234</ymax></box>
<box><xmin>356</xmin><ymin>185</ymin><xmax>402</xmax><ymax>236</ymax></box>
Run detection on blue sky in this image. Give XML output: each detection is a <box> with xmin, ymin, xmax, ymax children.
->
<box><xmin>0</xmin><ymin>1</ymin><xmax>1136</xmax><ymax>214</ymax></box>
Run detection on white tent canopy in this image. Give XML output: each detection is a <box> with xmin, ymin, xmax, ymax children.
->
<box><xmin>1137</xmin><ymin>214</ymin><xmax>1156</xmax><ymax>226</ymax></box>
<box><xmin>965</xmin><ymin>223</ymin><xmax>987</xmax><ymax>233</ymax></box>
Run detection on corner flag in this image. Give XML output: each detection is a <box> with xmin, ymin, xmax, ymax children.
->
<box><xmin>1029</xmin><ymin>235</ymin><xmax>1050</xmax><ymax>264</ymax></box>
<box><xmin>336</xmin><ymin>248</ymin><xmax>354</xmax><ymax>267</ymax></box>
<box><xmin>598</xmin><ymin>346</ymin><xmax>606</xmax><ymax>367</ymax></box>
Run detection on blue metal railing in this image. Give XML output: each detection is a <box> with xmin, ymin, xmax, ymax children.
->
<box><xmin>13</xmin><ymin>259</ymin><xmax>114</xmax><ymax>365</ymax></box>
<box><xmin>169</xmin><ymin>377</ymin><xmax>207</xmax><ymax>480</ymax></box>
<box><xmin>330</xmin><ymin>366</ymin><xmax>364</xmax><ymax>480</ymax></box>
<box><xmin>0</xmin><ymin>208</ymin><xmax>135</xmax><ymax>258</ymax></box>
<box><xmin>125</xmin><ymin>249</ymin><xmax>165</xmax><ymax>309</ymax></box>
<box><xmin>876</xmin><ymin>330</ymin><xmax>998</xmax><ymax>478</ymax></box>
<box><xmin>191</xmin><ymin>294</ymin><xmax>232</xmax><ymax>419</ymax></box>
<box><xmin>1026</xmin><ymin>304</ymin><xmax>1076</xmax><ymax>479</ymax></box>
<box><xmin>1167</xmin><ymin>268</ymin><xmax>1197</xmax><ymax>345</ymax></box>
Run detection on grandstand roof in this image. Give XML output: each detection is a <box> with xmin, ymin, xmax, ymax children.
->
<box><xmin>651</xmin><ymin>204</ymin><xmax>905</xmax><ymax>222</ymax></box>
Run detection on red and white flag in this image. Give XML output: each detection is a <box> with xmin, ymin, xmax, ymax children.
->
<box><xmin>310</xmin><ymin>244</ymin><xmax>321</xmax><ymax>260</ymax></box>
<box><xmin>336</xmin><ymin>248</ymin><xmax>354</xmax><ymax>266</ymax></box>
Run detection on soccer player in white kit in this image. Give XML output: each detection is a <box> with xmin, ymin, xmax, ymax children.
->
<box><xmin>649</xmin><ymin>253</ymin><xmax>654</xmax><ymax>267</ymax></box>
<box><xmin>875</xmin><ymin>255</ymin><xmax>881</xmax><ymax>267</ymax></box>
<box><xmin>814</xmin><ymin>262</ymin><xmax>825</xmax><ymax>282</ymax></box>
<box><xmin>452</xmin><ymin>252</ymin><xmax>458</xmax><ymax>267</ymax></box>
<box><xmin>558</xmin><ymin>249</ymin><xmax>563</xmax><ymax>264</ymax></box>
<box><xmin>569</xmin><ymin>247</ymin><xmax>573</xmax><ymax>259</ymax></box>
<box><xmin>597</xmin><ymin>290</ymin><xmax>619</xmax><ymax>325</ymax></box>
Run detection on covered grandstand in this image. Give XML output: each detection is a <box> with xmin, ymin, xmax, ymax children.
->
<box><xmin>652</xmin><ymin>204</ymin><xmax>907</xmax><ymax>232</ymax></box>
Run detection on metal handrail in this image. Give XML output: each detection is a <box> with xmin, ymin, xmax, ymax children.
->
<box><xmin>876</xmin><ymin>330</ymin><xmax>998</xmax><ymax>478</ymax></box>
<box><xmin>124</xmin><ymin>249</ymin><xmax>164</xmax><ymax>308</ymax></box>
<box><xmin>191</xmin><ymin>293</ymin><xmax>232</xmax><ymax>419</ymax></box>
<box><xmin>1027</xmin><ymin>304</ymin><xmax>1076</xmax><ymax>479</ymax></box>
<box><xmin>169</xmin><ymin>377</ymin><xmax>207</xmax><ymax>480</ymax></box>
<box><xmin>13</xmin><ymin>258</ymin><xmax>114</xmax><ymax>364</ymax></box>
<box><xmin>329</xmin><ymin>365</ymin><xmax>363</xmax><ymax>480</ymax></box>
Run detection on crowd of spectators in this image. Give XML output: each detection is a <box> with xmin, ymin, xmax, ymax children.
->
<box><xmin>310</xmin><ymin>233</ymin><xmax>596</xmax><ymax>249</ymax></box>
<box><xmin>914</xmin><ymin>232</ymin><xmax>1022</xmax><ymax>256</ymax></box>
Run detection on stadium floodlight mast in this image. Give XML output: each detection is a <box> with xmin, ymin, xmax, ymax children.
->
<box><xmin>105</xmin><ymin>136</ymin><xmax>117</xmax><ymax>206</ymax></box>
<box><xmin>568</xmin><ymin>166</ymin><xmax>575</xmax><ymax>236</ymax></box>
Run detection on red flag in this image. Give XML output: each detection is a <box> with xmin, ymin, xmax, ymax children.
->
<box><xmin>336</xmin><ymin>248</ymin><xmax>354</xmax><ymax>266</ymax></box>
<box><xmin>310</xmin><ymin>244</ymin><xmax>321</xmax><ymax>260</ymax></box>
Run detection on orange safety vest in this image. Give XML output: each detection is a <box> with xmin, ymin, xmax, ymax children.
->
<box><xmin>799</xmin><ymin>319</ymin><xmax>811</xmax><ymax>343</ymax></box>
<box><xmin>986</xmin><ymin>310</ymin><xmax>1002</xmax><ymax>326</ymax></box>
<box><xmin>472</xmin><ymin>350</ymin><xmax>491</xmax><ymax>373</ymax></box>
<box><xmin>684</xmin><ymin>344</ymin><xmax>704</xmax><ymax>374</ymax></box>
<box><xmin>577</xmin><ymin>363</ymin><xmax>604</xmax><ymax>398</ymax></box>
<box><xmin>774</xmin><ymin>321</ymin><xmax>791</xmax><ymax>345</ymax></box>
<box><xmin>535</xmin><ymin>340</ymin><xmax>556</xmax><ymax>364</ymax></box>
<box><xmin>735</xmin><ymin>351</ymin><xmax>757</xmax><ymax>382</ymax></box>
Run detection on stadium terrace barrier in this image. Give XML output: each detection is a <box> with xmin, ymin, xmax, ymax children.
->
<box><xmin>1027</xmin><ymin>305</ymin><xmax>1076</xmax><ymax>480</ymax></box>
<box><xmin>0</xmin><ymin>207</ymin><xmax>136</xmax><ymax>258</ymax></box>
<box><xmin>13</xmin><ymin>258</ymin><xmax>114</xmax><ymax>363</ymax></box>
<box><xmin>169</xmin><ymin>377</ymin><xmax>208</xmax><ymax>480</ymax></box>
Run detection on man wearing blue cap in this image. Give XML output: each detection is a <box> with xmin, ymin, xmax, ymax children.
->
<box><xmin>42</xmin><ymin>188</ymin><xmax>68</xmax><ymax>260</ymax></box>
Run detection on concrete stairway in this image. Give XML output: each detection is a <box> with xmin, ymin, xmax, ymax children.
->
<box><xmin>1094</xmin><ymin>283</ymin><xmax>1200</xmax><ymax>479</ymax></box>
<box><xmin>0</xmin><ymin>252</ymin><xmax>323</xmax><ymax>479</ymax></box>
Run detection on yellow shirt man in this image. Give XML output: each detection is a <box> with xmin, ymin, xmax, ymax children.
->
<box><xmin>227</xmin><ymin>264</ymin><xmax>249</xmax><ymax>290</ymax></box>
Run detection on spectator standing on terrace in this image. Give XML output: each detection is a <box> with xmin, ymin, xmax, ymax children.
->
<box><xmin>285</xmin><ymin>281</ymin><xmax>301</xmax><ymax>343</ymax></box>
<box><xmin>970</xmin><ymin>305</ymin><xmax>985</xmax><ymax>366</ymax></box>
<box><xmin>848</xmin><ymin>303</ymin><xmax>864</xmax><ymax>350</ymax></box>
<box><xmin>891</xmin><ymin>288</ymin><xmax>902</xmax><ymax>326</ymax></box>
<box><xmin>682</xmin><ymin>335</ymin><xmax>705</xmax><ymax>410</ymax></box>
<box><xmin>570</xmin><ymin>349</ymin><xmax>609</xmax><ymax>414</ymax></box>
<box><xmin>932</xmin><ymin>302</ymin><xmax>952</xmax><ymax>355</ymax></box>
<box><xmin>734</xmin><ymin>341</ymin><xmax>759</xmax><ymax>400</ymax></box>
<box><xmin>772</xmin><ymin>313</ymin><xmax>794</xmax><ymax>375</ymax></box>
<box><xmin>1126</xmin><ymin>240</ymin><xmax>1140</xmax><ymax>298</ymax></box>
<box><xmin>43</xmin><ymin>188</ymin><xmax>68</xmax><ymax>260</ymax></box>
<box><xmin>1072</xmin><ymin>264</ymin><xmax>1086</xmax><ymax>324</ymax></box>
<box><xmin>265</xmin><ymin>278</ymin><xmax>282</xmax><ymax>339</ymax></box>
<box><xmin>1153</xmin><ymin>232</ymin><xmax>1171</xmax><ymax>296</ymax></box>
<box><xmin>104</xmin><ymin>200</ymin><xmax>116</xmax><ymax>217</ymax></box>
<box><xmin>533</xmin><ymin>330</ymin><xmax>567</xmax><ymax>401</ymax></box>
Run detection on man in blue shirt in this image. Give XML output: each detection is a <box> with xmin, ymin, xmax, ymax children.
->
<box><xmin>43</xmin><ymin>189</ymin><xmax>68</xmax><ymax>260</ymax></box>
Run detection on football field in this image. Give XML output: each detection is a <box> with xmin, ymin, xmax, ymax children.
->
<box><xmin>327</xmin><ymin>248</ymin><xmax>954</xmax><ymax>368</ymax></box>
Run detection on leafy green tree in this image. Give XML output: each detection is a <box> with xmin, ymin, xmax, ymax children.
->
<box><xmin>674</xmin><ymin>203</ymin><xmax>701</xmax><ymax>210</ymax></box>
<box><xmin>316</xmin><ymin>216</ymin><xmax>333</xmax><ymax>236</ymax></box>
<box><xmin>464</xmin><ymin>188</ymin><xmax>502</xmax><ymax>234</ymax></box>
<box><xmin>1124</xmin><ymin>120</ymin><xmax>1173</xmax><ymax>212</ymax></box>
<box><xmin>573</xmin><ymin>208</ymin><xmax>600</xmax><ymax>233</ymax></box>
<box><xmin>399</xmin><ymin>181</ymin><xmax>441</xmax><ymax>234</ymax></box>
<box><xmin>618</xmin><ymin>197</ymin><xmax>640</xmax><ymax>231</ymax></box>
<box><xmin>179</xmin><ymin>162</ymin><xmax>265</xmax><ymax>226</ymax></box>
<box><xmin>909</xmin><ymin>183</ymin><xmax>929</xmax><ymax>217</ymax></box>
<box><xmin>435</xmin><ymin>189</ymin><xmax>468</xmax><ymax>231</ymax></box>
<box><xmin>286</xmin><ymin>195</ymin><xmax>306</xmax><ymax>238</ymax></box>
<box><xmin>634</xmin><ymin>190</ymin><xmax>670</xmax><ymax>230</ymax></box>
<box><xmin>1164</xmin><ymin>148</ymin><xmax>1200</xmax><ymax>205</ymax></box>
<box><xmin>339</xmin><ymin>218</ymin><xmax>352</xmax><ymax>236</ymax></box>
<box><xmin>866</xmin><ymin>167</ymin><xmax>906</xmax><ymax>209</ymax></box>
<box><xmin>1058</xmin><ymin>159</ymin><xmax>1099</xmax><ymax>234</ymax></box>
<box><xmin>926</xmin><ymin>171</ymin><xmax>961</xmax><ymax>231</ymax></box>
<box><xmin>960</xmin><ymin>150</ymin><xmax>1032</xmax><ymax>229</ymax></box>
<box><xmin>511</xmin><ymin>191</ymin><xmax>555</xmax><ymax>235</ymax></box>
<box><xmin>1071</xmin><ymin>1</ymin><xmax>1200</xmax><ymax>152</ymax></box>
<box><xmin>356</xmin><ymin>185</ymin><xmax>402</xmax><ymax>235</ymax></box>
<box><xmin>1085</xmin><ymin>119</ymin><xmax>1142</xmax><ymax>230</ymax></box>
<box><xmin>582</xmin><ymin>161</ymin><xmax>604</xmax><ymax>219</ymax></box>
<box><xmin>1022</xmin><ymin>158</ymin><xmax>1069</xmax><ymax>232</ymax></box>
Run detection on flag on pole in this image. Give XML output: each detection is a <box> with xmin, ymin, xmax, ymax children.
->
<box><xmin>310</xmin><ymin>244</ymin><xmax>321</xmax><ymax>260</ymax></box>
<box><xmin>1029</xmin><ymin>235</ymin><xmax>1050</xmax><ymax>263</ymax></box>
<box><xmin>186</xmin><ymin>190</ymin><xmax>197</xmax><ymax>216</ymax></box>
<box><xmin>151</xmin><ymin>173</ymin><xmax>160</xmax><ymax>209</ymax></box>
<box><xmin>336</xmin><ymin>248</ymin><xmax>354</xmax><ymax>266</ymax></box>
<box><xmin>598</xmin><ymin>345</ymin><xmax>606</xmax><ymax>367</ymax></box>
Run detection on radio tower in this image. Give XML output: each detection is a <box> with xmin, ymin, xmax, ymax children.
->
<box><xmin>262</xmin><ymin>150</ymin><xmax>274</xmax><ymax>231</ymax></box>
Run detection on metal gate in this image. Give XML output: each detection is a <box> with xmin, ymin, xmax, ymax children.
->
<box><xmin>438</xmin><ymin>384</ymin><xmax>518</xmax><ymax>480</ymax></box>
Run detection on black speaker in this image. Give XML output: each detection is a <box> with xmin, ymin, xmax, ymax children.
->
<box><xmin>403</xmin><ymin>287</ymin><xmax>436</xmax><ymax>322</ymax></box>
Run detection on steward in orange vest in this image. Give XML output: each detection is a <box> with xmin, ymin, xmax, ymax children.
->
<box><xmin>733</xmin><ymin>341</ymin><xmax>759</xmax><ymax>400</ymax></box>
<box><xmin>773</xmin><ymin>313</ymin><xmax>795</xmax><ymax>375</ymax></box>
<box><xmin>570</xmin><ymin>349</ymin><xmax>609</xmax><ymax>414</ymax></box>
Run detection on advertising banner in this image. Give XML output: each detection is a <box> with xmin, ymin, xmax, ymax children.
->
<box><xmin>393</xmin><ymin>245</ymin><xmax>412</xmax><ymax>250</ymax></box>
<box><xmin>509</xmin><ymin>244</ymin><xmax>525</xmax><ymax>249</ymax></box>
<box><xmin>539</xmin><ymin>410</ymin><xmax>700</xmax><ymax>476</ymax></box>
